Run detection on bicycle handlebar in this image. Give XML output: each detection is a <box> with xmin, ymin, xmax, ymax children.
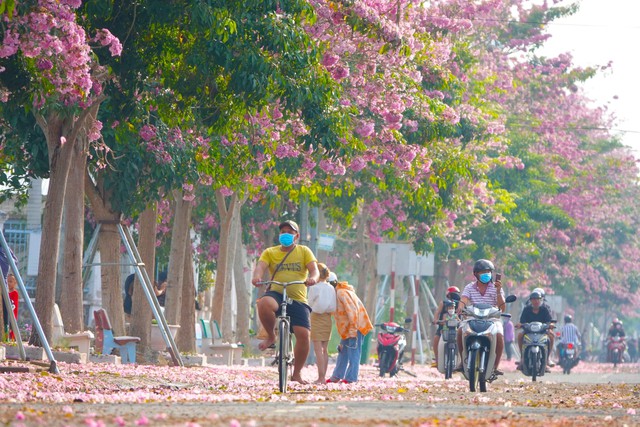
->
<box><xmin>257</xmin><ymin>280</ymin><xmax>306</xmax><ymax>287</ymax></box>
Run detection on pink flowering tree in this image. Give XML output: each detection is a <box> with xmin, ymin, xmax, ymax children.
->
<box><xmin>0</xmin><ymin>0</ymin><xmax>122</xmax><ymax>342</ymax></box>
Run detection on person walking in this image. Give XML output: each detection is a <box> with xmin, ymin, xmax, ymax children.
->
<box><xmin>251</xmin><ymin>220</ymin><xmax>319</xmax><ymax>384</ymax></box>
<box><xmin>326</xmin><ymin>274</ymin><xmax>373</xmax><ymax>384</ymax></box>
<box><xmin>504</xmin><ymin>317</ymin><xmax>515</xmax><ymax>361</ymax></box>
<box><xmin>307</xmin><ymin>264</ymin><xmax>337</xmax><ymax>384</ymax></box>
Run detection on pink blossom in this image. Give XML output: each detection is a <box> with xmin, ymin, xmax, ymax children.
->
<box><xmin>135</xmin><ymin>415</ymin><xmax>149</xmax><ymax>425</ymax></box>
<box><xmin>331</xmin><ymin>66</ymin><xmax>350</xmax><ymax>80</ymax></box>
<box><xmin>322</xmin><ymin>53</ymin><xmax>340</xmax><ymax>67</ymax></box>
<box><xmin>355</xmin><ymin>121</ymin><xmax>375</xmax><ymax>138</ymax></box>
<box><xmin>219</xmin><ymin>187</ymin><xmax>234</xmax><ymax>197</ymax></box>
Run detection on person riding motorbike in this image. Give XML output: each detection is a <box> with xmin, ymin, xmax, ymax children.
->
<box><xmin>606</xmin><ymin>319</ymin><xmax>626</xmax><ymax>364</ymax></box>
<box><xmin>558</xmin><ymin>314</ymin><xmax>581</xmax><ymax>361</ymax></box>
<box><xmin>456</xmin><ymin>259</ymin><xmax>506</xmax><ymax>375</ymax></box>
<box><xmin>608</xmin><ymin>319</ymin><xmax>626</xmax><ymax>338</ymax></box>
<box><xmin>431</xmin><ymin>286</ymin><xmax>460</xmax><ymax>368</ymax></box>
<box><xmin>516</xmin><ymin>291</ymin><xmax>554</xmax><ymax>372</ymax></box>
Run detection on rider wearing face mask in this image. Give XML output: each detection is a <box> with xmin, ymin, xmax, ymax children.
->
<box><xmin>251</xmin><ymin>220</ymin><xmax>320</xmax><ymax>384</ymax></box>
<box><xmin>456</xmin><ymin>259</ymin><xmax>506</xmax><ymax>375</ymax></box>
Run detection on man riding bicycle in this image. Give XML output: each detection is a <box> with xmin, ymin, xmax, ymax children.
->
<box><xmin>251</xmin><ymin>220</ymin><xmax>319</xmax><ymax>384</ymax></box>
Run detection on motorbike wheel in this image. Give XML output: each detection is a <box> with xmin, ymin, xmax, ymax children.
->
<box><xmin>379</xmin><ymin>351</ymin><xmax>390</xmax><ymax>377</ymax></box>
<box><xmin>531</xmin><ymin>350</ymin><xmax>539</xmax><ymax>382</ymax></box>
<box><xmin>468</xmin><ymin>348</ymin><xmax>486</xmax><ymax>392</ymax></box>
<box><xmin>613</xmin><ymin>350</ymin><xmax>619</xmax><ymax>368</ymax></box>
<box><xmin>445</xmin><ymin>345</ymin><xmax>455</xmax><ymax>380</ymax></box>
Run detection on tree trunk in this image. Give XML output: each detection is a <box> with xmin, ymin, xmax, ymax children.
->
<box><xmin>233</xmin><ymin>211</ymin><xmax>251</xmax><ymax>346</ymax></box>
<box><xmin>355</xmin><ymin>208</ymin><xmax>368</xmax><ymax>301</ymax></box>
<box><xmin>59</xmin><ymin>134</ymin><xmax>88</xmax><ymax>333</ymax></box>
<box><xmin>221</xmin><ymin>206</ymin><xmax>241</xmax><ymax>341</ymax></box>
<box><xmin>129</xmin><ymin>202</ymin><xmax>157</xmax><ymax>348</ymax></box>
<box><xmin>177</xmin><ymin>235</ymin><xmax>196</xmax><ymax>352</ymax></box>
<box><xmin>30</xmin><ymin>113</ymin><xmax>74</xmax><ymax>346</ymax></box>
<box><xmin>164</xmin><ymin>190</ymin><xmax>192</xmax><ymax>325</ymax></box>
<box><xmin>211</xmin><ymin>190</ymin><xmax>247</xmax><ymax>338</ymax></box>
<box><xmin>85</xmin><ymin>170</ymin><xmax>124</xmax><ymax>335</ymax></box>
<box><xmin>29</xmin><ymin>98</ymin><xmax>105</xmax><ymax>346</ymax></box>
<box><xmin>99</xmin><ymin>222</ymin><xmax>124</xmax><ymax>332</ymax></box>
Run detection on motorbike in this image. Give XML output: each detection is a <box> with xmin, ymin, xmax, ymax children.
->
<box><xmin>437</xmin><ymin>294</ymin><xmax>461</xmax><ymax>379</ymax></box>
<box><xmin>375</xmin><ymin>318</ymin><xmax>412</xmax><ymax>377</ymax></box>
<box><xmin>557</xmin><ymin>341</ymin><xmax>580</xmax><ymax>374</ymax></box>
<box><xmin>437</xmin><ymin>314</ymin><xmax>459</xmax><ymax>379</ymax></box>
<box><xmin>520</xmin><ymin>321</ymin><xmax>555</xmax><ymax>381</ymax></box>
<box><xmin>607</xmin><ymin>336</ymin><xmax>626</xmax><ymax>367</ymax></box>
<box><xmin>459</xmin><ymin>295</ymin><xmax>517</xmax><ymax>392</ymax></box>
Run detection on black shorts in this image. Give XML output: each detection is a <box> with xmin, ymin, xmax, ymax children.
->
<box><xmin>262</xmin><ymin>291</ymin><xmax>311</xmax><ymax>330</ymax></box>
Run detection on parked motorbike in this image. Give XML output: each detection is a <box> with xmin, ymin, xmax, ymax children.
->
<box><xmin>376</xmin><ymin>318</ymin><xmax>412</xmax><ymax>377</ymax></box>
<box><xmin>459</xmin><ymin>295</ymin><xmax>517</xmax><ymax>392</ymax></box>
<box><xmin>607</xmin><ymin>336</ymin><xmax>626</xmax><ymax>367</ymax></box>
<box><xmin>557</xmin><ymin>342</ymin><xmax>580</xmax><ymax>374</ymax></box>
<box><xmin>519</xmin><ymin>321</ymin><xmax>555</xmax><ymax>381</ymax></box>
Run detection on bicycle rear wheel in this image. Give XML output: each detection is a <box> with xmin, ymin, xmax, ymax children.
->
<box><xmin>278</xmin><ymin>319</ymin><xmax>290</xmax><ymax>393</ymax></box>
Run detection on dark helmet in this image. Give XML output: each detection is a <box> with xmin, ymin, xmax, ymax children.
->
<box><xmin>564</xmin><ymin>315</ymin><xmax>573</xmax><ymax>323</ymax></box>
<box><xmin>473</xmin><ymin>259</ymin><xmax>495</xmax><ymax>273</ymax></box>
<box><xmin>446</xmin><ymin>286</ymin><xmax>460</xmax><ymax>295</ymax></box>
<box><xmin>444</xmin><ymin>299</ymin><xmax>455</xmax><ymax>308</ymax></box>
<box><xmin>533</xmin><ymin>287</ymin><xmax>546</xmax><ymax>299</ymax></box>
<box><xmin>530</xmin><ymin>291</ymin><xmax>542</xmax><ymax>300</ymax></box>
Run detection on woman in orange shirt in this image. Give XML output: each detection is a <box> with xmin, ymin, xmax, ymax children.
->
<box><xmin>326</xmin><ymin>275</ymin><xmax>373</xmax><ymax>384</ymax></box>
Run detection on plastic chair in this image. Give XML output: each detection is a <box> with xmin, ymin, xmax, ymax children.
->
<box><xmin>93</xmin><ymin>309</ymin><xmax>140</xmax><ymax>363</ymax></box>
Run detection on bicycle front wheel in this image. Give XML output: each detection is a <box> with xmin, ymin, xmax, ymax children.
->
<box><xmin>278</xmin><ymin>319</ymin><xmax>290</xmax><ymax>393</ymax></box>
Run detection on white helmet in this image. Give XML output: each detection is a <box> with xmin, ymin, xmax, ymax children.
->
<box><xmin>327</xmin><ymin>272</ymin><xmax>338</xmax><ymax>283</ymax></box>
<box><xmin>533</xmin><ymin>287</ymin><xmax>545</xmax><ymax>299</ymax></box>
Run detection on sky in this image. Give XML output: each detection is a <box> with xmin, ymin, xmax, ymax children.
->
<box><xmin>541</xmin><ymin>0</ymin><xmax>640</xmax><ymax>157</ymax></box>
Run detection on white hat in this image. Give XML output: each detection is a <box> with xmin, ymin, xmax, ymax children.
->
<box><xmin>327</xmin><ymin>272</ymin><xmax>338</xmax><ymax>282</ymax></box>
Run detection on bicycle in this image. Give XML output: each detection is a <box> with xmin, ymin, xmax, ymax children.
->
<box><xmin>257</xmin><ymin>280</ymin><xmax>306</xmax><ymax>393</ymax></box>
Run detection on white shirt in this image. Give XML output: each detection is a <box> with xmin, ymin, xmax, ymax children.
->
<box><xmin>307</xmin><ymin>280</ymin><xmax>337</xmax><ymax>314</ymax></box>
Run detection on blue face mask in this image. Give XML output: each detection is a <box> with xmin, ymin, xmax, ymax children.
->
<box><xmin>279</xmin><ymin>233</ymin><xmax>295</xmax><ymax>247</ymax></box>
<box><xmin>478</xmin><ymin>272</ymin><xmax>492</xmax><ymax>284</ymax></box>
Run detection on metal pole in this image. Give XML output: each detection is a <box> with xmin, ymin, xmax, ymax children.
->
<box><xmin>410</xmin><ymin>263</ymin><xmax>421</xmax><ymax>365</ymax></box>
<box><xmin>0</xmin><ymin>231</ymin><xmax>58</xmax><ymax>373</ymax></box>
<box><xmin>118</xmin><ymin>224</ymin><xmax>183</xmax><ymax>366</ymax></box>
<box><xmin>389</xmin><ymin>248</ymin><xmax>396</xmax><ymax>322</ymax></box>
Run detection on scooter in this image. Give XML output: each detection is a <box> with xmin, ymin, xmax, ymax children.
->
<box><xmin>375</xmin><ymin>318</ymin><xmax>412</xmax><ymax>377</ymax></box>
<box><xmin>459</xmin><ymin>295</ymin><xmax>516</xmax><ymax>392</ymax></box>
<box><xmin>557</xmin><ymin>341</ymin><xmax>580</xmax><ymax>374</ymax></box>
<box><xmin>607</xmin><ymin>336</ymin><xmax>626</xmax><ymax>367</ymax></box>
<box><xmin>520</xmin><ymin>321</ymin><xmax>555</xmax><ymax>381</ymax></box>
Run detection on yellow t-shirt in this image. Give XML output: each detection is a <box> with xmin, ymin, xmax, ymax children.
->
<box><xmin>259</xmin><ymin>245</ymin><xmax>316</xmax><ymax>303</ymax></box>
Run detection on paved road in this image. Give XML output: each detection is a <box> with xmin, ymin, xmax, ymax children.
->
<box><xmin>2</xmin><ymin>364</ymin><xmax>639</xmax><ymax>426</ymax></box>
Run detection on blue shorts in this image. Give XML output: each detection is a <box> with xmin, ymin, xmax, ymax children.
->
<box><xmin>262</xmin><ymin>291</ymin><xmax>311</xmax><ymax>330</ymax></box>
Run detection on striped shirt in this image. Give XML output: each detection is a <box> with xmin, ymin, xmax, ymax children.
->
<box><xmin>560</xmin><ymin>323</ymin><xmax>581</xmax><ymax>344</ymax></box>
<box><xmin>461</xmin><ymin>281</ymin><xmax>505</xmax><ymax>307</ymax></box>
